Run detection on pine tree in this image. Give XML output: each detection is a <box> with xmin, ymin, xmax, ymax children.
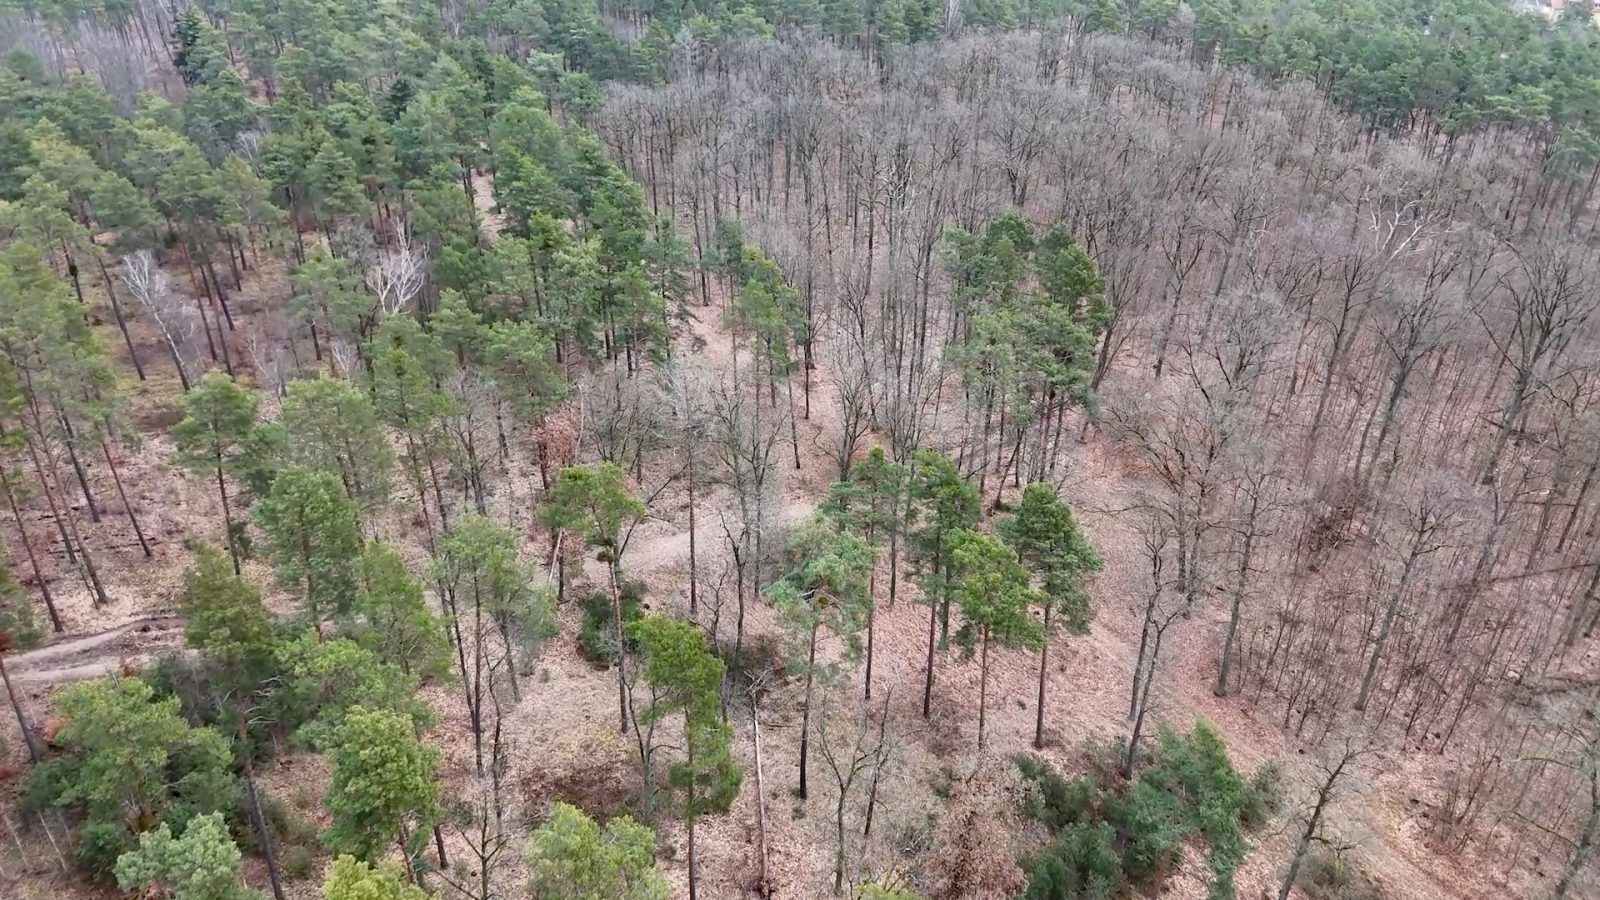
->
<box><xmin>827</xmin><ymin>447</ymin><xmax>907</xmax><ymax>699</ymax></box>
<box><xmin>767</xmin><ymin>513</ymin><xmax>874</xmax><ymax>800</ymax></box>
<box><xmin>353</xmin><ymin>542</ymin><xmax>451</xmax><ymax>679</ymax></box>
<box><xmin>323</xmin><ymin>856</ymin><xmax>431</xmax><ymax>900</ymax></box>
<box><xmin>323</xmin><ymin>706</ymin><xmax>440</xmax><ymax>879</ymax></box>
<box><xmin>273</xmin><ymin>632</ymin><xmax>425</xmax><ymax>748</ymax></box>
<box><xmin>114</xmin><ymin>812</ymin><xmax>259</xmax><ymax>900</ymax></box>
<box><xmin>253</xmin><ymin>465</ymin><xmax>363</xmax><ymax>633</ymax></box>
<box><xmin>998</xmin><ymin>483</ymin><xmax>1102</xmax><ymax>748</ymax></box>
<box><xmin>279</xmin><ymin>376</ymin><xmax>394</xmax><ymax>522</ymax></box>
<box><xmin>173</xmin><ymin>372</ymin><xmax>262</xmax><ymax>574</ymax></box>
<box><xmin>179</xmin><ymin>544</ymin><xmax>275</xmax><ymax>694</ymax></box>
<box><xmin>525</xmin><ymin>803</ymin><xmax>669</xmax><ymax>900</ymax></box>
<box><xmin>178</xmin><ymin>544</ymin><xmax>286</xmax><ymax>900</ymax></box>
<box><xmin>908</xmin><ymin>449</ymin><xmax>980</xmax><ymax>718</ymax></box>
<box><xmin>947</xmin><ymin>529</ymin><xmax>1045</xmax><ymax>750</ymax></box>
<box><xmin>25</xmin><ymin>677</ymin><xmax>237</xmax><ymax>881</ymax></box>
<box><xmin>290</xmin><ymin>244</ymin><xmax>363</xmax><ymax>365</ymax></box>
<box><xmin>629</xmin><ymin>614</ymin><xmax>741</xmax><ymax>900</ymax></box>
<box><xmin>367</xmin><ymin>316</ymin><xmax>455</xmax><ymax>545</ymax></box>
<box><xmin>542</xmin><ymin>462</ymin><xmax>645</xmax><ymax>732</ymax></box>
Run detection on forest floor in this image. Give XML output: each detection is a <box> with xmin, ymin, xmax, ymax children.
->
<box><xmin>0</xmin><ymin>176</ymin><xmax>1559</xmax><ymax>900</ymax></box>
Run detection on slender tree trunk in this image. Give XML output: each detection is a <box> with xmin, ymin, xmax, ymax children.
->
<box><xmin>609</xmin><ymin>559</ymin><xmax>630</xmax><ymax>734</ymax></box>
<box><xmin>799</xmin><ymin>620</ymin><xmax>818</xmax><ymax>800</ymax></box>
<box><xmin>686</xmin><ymin>726</ymin><xmax>699</xmax><ymax>900</ymax></box>
<box><xmin>864</xmin><ymin>598</ymin><xmax>875</xmax><ymax>702</ymax></box>
<box><xmin>922</xmin><ymin>591</ymin><xmax>938</xmax><ymax>719</ymax></box>
<box><xmin>95</xmin><ymin>256</ymin><xmax>145</xmax><ymax>381</ymax></box>
<box><xmin>977</xmin><ymin>624</ymin><xmax>991</xmax><ymax>751</ymax></box>
<box><xmin>1277</xmin><ymin>753</ymin><xmax>1357</xmax><ymax>900</ymax></box>
<box><xmin>752</xmin><ymin>700</ymin><xmax>771</xmax><ymax>896</ymax></box>
<box><xmin>2</xmin><ymin>470</ymin><xmax>61</xmax><ymax>632</ymax></box>
<box><xmin>27</xmin><ymin>435</ymin><xmax>107</xmax><ymax>606</ymax></box>
<box><xmin>216</xmin><ymin>461</ymin><xmax>239</xmax><ymax>576</ymax></box>
<box><xmin>0</xmin><ymin>654</ymin><xmax>41</xmax><ymax>764</ymax></box>
<box><xmin>99</xmin><ymin>431</ymin><xmax>149</xmax><ymax>558</ymax></box>
<box><xmin>1355</xmin><ymin>547</ymin><xmax>1420</xmax><ymax>712</ymax></box>
<box><xmin>238</xmin><ymin>707</ymin><xmax>286</xmax><ymax>900</ymax></box>
<box><xmin>57</xmin><ymin>414</ymin><xmax>98</xmax><ymax>523</ymax></box>
<box><xmin>1035</xmin><ymin>604</ymin><xmax>1051</xmax><ymax>749</ymax></box>
<box><xmin>1216</xmin><ymin>505</ymin><xmax>1259</xmax><ymax>697</ymax></box>
<box><xmin>687</xmin><ymin>449</ymin><xmax>698</xmax><ymax>615</ymax></box>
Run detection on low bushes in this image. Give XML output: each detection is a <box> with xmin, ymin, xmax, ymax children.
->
<box><xmin>1016</xmin><ymin>721</ymin><xmax>1276</xmax><ymax>900</ymax></box>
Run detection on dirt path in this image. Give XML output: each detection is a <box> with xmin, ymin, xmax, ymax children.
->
<box><xmin>9</xmin><ymin>615</ymin><xmax>185</xmax><ymax>686</ymax></box>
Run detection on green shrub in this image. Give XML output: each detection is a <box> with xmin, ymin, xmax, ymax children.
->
<box><xmin>1022</xmin><ymin>822</ymin><xmax>1123</xmax><ymax>900</ymax></box>
<box><xmin>1244</xmin><ymin>760</ymin><xmax>1286</xmax><ymax>826</ymax></box>
<box><xmin>266</xmin><ymin>796</ymin><xmax>319</xmax><ymax>849</ymax></box>
<box><xmin>576</xmin><ymin>581</ymin><xmax>644</xmax><ymax>665</ymax></box>
<box><xmin>1015</xmin><ymin>722</ymin><xmax>1272</xmax><ymax>900</ymax></box>
<box><xmin>0</xmin><ymin>591</ymin><xmax>41</xmax><ymax>650</ymax></box>
<box><xmin>282</xmin><ymin>844</ymin><xmax>316</xmax><ymax>880</ymax></box>
<box><xmin>1016</xmin><ymin>753</ymin><xmax>1094</xmax><ymax>830</ymax></box>
<box><xmin>1102</xmin><ymin>779</ymin><xmax>1185</xmax><ymax>883</ymax></box>
<box><xmin>24</xmin><ymin>677</ymin><xmax>239</xmax><ymax>883</ymax></box>
<box><xmin>1140</xmin><ymin>721</ymin><xmax>1260</xmax><ymax>896</ymax></box>
<box><xmin>75</xmin><ymin>819</ymin><xmax>135</xmax><ymax>884</ymax></box>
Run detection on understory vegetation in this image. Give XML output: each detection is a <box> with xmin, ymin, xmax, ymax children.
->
<box><xmin>1016</xmin><ymin>723</ymin><xmax>1281</xmax><ymax>900</ymax></box>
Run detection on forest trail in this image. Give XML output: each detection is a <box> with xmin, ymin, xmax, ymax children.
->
<box><xmin>9</xmin><ymin>615</ymin><xmax>184</xmax><ymax>685</ymax></box>
<box><xmin>7</xmin><ymin>490</ymin><xmax>822</xmax><ymax>688</ymax></box>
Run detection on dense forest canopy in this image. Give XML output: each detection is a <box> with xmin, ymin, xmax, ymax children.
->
<box><xmin>0</xmin><ymin>0</ymin><xmax>1597</xmax><ymax>898</ymax></box>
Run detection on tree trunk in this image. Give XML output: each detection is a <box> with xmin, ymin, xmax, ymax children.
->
<box><xmin>1035</xmin><ymin>604</ymin><xmax>1051</xmax><ymax>749</ymax></box>
<box><xmin>216</xmin><ymin>461</ymin><xmax>239</xmax><ymax>576</ymax></box>
<box><xmin>0</xmin><ymin>654</ymin><xmax>41</xmax><ymax>764</ymax></box>
<box><xmin>922</xmin><ymin>591</ymin><xmax>938</xmax><ymax>719</ymax></box>
<box><xmin>99</xmin><ymin>431</ymin><xmax>150</xmax><ymax>558</ymax></box>
<box><xmin>57</xmin><ymin>414</ymin><xmax>98</xmax><ymax>523</ymax></box>
<box><xmin>1355</xmin><ymin>547</ymin><xmax>1419</xmax><ymax>712</ymax></box>
<box><xmin>833</xmin><ymin>779</ymin><xmax>848</xmax><ymax>895</ymax></box>
<box><xmin>864</xmin><ymin>598</ymin><xmax>875</xmax><ymax>702</ymax></box>
<box><xmin>2</xmin><ymin>470</ymin><xmax>62</xmax><ymax>632</ymax></box>
<box><xmin>609</xmin><ymin>559</ymin><xmax>630</xmax><ymax>734</ymax></box>
<box><xmin>798</xmin><ymin>620</ymin><xmax>818</xmax><ymax>800</ymax></box>
<box><xmin>977</xmin><ymin>624</ymin><xmax>991</xmax><ymax>751</ymax></box>
<box><xmin>96</xmin><ymin>256</ymin><xmax>145</xmax><ymax>381</ymax></box>
<box><xmin>237</xmin><ymin>707</ymin><xmax>285</xmax><ymax>900</ymax></box>
<box><xmin>687</xmin><ymin>449</ymin><xmax>698</xmax><ymax>615</ymax></box>
<box><xmin>1277</xmin><ymin>753</ymin><xmax>1356</xmax><ymax>900</ymax></box>
<box><xmin>752</xmin><ymin>701</ymin><xmax>771</xmax><ymax>897</ymax></box>
<box><xmin>1216</xmin><ymin>506</ymin><xmax>1258</xmax><ymax>697</ymax></box>
<box><xmin>686</xmin><ymin>723</ymin><xmax>700</xmax><ymax>900</ymax></box>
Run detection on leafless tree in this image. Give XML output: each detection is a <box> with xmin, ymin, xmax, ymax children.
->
<box><xmin>365</xmin><ymin>229</ymin><xmax>428</xmax><ymax>320</ymax></box>
<box><xmin>1353</xmin><ymin>476</ymin><xmax>1460</xmax><ymax>712</ymax></box>
<box><xmin>1478</xmin><ymin>239</ymin><xmax>1600</xmax><ymax>483</ymax></box>
<box><xmin>655</xmin><ymin>361</ymin><xmax>714</xmax><ymax>614</ymax></box>
<box><xmin>1277</xmin><ymin>734</ymin><xmax>1381</xmax><ymax>900</ymax></box>
<box><xmin>120</xmin><ymin>250</ymin><xmax>196</xmax><ymax>391</ymax></box>
<box><xmin>1125</xmin><ymin>516</ymin><xmax>1187</xmax><ymax>778</ymax></box>
<box><xmin>814</xmin><ymin>689</ymin><xmax>894</xmax><ymax>895</ymax></box>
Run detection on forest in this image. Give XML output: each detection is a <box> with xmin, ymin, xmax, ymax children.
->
<box><xmin>0</xmin><ymin>0</ymin><xmax>1598</xmax><ymax>897</ymax></box>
